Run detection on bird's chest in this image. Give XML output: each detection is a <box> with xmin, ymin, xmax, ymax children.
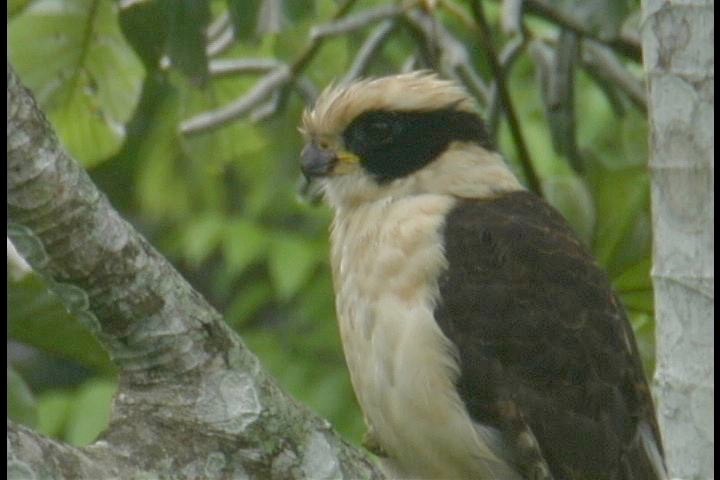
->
<box><xmin>329</xmin><ymin>196</ymin><xmax>485</xmax><ymax>475</ymax></box>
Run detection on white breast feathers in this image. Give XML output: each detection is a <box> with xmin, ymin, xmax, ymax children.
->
<box><xmin>330</xmin><ymin>193</ymin><xmax>522</xmax><ymax>479</ymax></box>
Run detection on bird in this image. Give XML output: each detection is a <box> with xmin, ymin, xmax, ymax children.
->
<box><xmin>299</xmin><ymin>71</ymin><xmax>666</xmax><ymax>480</ymax></box>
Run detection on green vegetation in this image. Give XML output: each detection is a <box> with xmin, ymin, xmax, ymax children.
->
<box><xmin>8</xmin><ymin>0</ymin><xmax>652</xmax><ymax>448</ymax></box>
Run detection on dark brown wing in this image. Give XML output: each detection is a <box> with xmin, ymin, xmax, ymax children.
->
<box><xmin>435</xmin><ymin>191</ymin><xmax>666</xmax><ymax>480</ymax></box>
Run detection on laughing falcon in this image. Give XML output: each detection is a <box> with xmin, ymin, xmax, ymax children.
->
<box><xmin>299</xmin><ymin>72</ymin><xmax>666</xmax><ymax>479</ymax></box>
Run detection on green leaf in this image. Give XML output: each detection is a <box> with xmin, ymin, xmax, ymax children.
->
<box><xmin>9</xmin><ymin>0</ymin><xmax>32</xmax><ymax>17</ymax></box>
<box><xmin>119</xmin><ymin>0</ymin><xmax>167</xmax><ymax>70</ymax></box>
<box><xmin>268</xmin><ymin>234</ymin><xmax>320</xmax><ymax>301</ymax></box>
<box><xmin>305</xmin><ymin>368</ymin><xmax>349</xmax><ymax>419</ymax></box>
<box><xmin>175</xmin><ymin>72</ymin><xmax>269</xmax><ymax>168</ymax></box>
<box><xmin>8</xmin><ymin>367</ymin><xmax>38</xmax><ymax>429</ymax></box>
<box><xmin>9</xmin><ymin>0</ymin><xmax>145</xmax><ymax>167</ymax></box>
<box><xmin>134</xmin><ymin>90</ymin><xmax>191</xmax><ymax>220</ymax></box>
<box><xmin>65</xmin><ymin>378</ymin><xmax>117</xmax><ymax>446</ymax></box>
<box><xmin>227</xmin><ymin>0</ymin><xmax>262</xmax><ymax>41</ymax></box>
<box><xmin>629</xmin><ymin>312</ymin><xmax>655</xmax><ymax>377</ymax></box>
<box><xmin>37</xmin><ymin>389</ymin><xmax>73</xmax><ymax>439</ymax></box>
<box><xmin>222</xmin><ymin>219</ymin><xmax>269</xmax><ymax>275</ymax></box>
<box><xmin>619</xmin><ymin>291</ymin><xmax>654</xmax><ymax>315</ymax></box>
<box><xmin>9</xmin><ymin>274</ymin><xmax>114</xmax><ymax>373</ymax></box>
<box><xmin>542</xmin><ymin>175</ymin><xmax>596</xmax><ymax>245</ymax></box>
<box><xmin>554</xmin><ymin>0</ymin><xmax>631</xmax><ymax>40</ymax></box>
<box><xmin>225</xmin><ymin>282</ymin><xmax>274</xmax><ymax>328</ymax></box>
<box><xmin>181</xmin><ymin>214</ymin><xmax>226</xmax><ymax>266</ymax></box>
<box><xmin>587</xmin><ymin>162</ymin><xmax>648</xmax><ymax>274</ymax></box>
<box><xmin>162</xmin><ymin>0</ymin><xmax>211</xmax><ymax>86</ymax></box>
<box><xmin>613</xmin><ymin>258</ymin><xmax>652</xmax><ymax>292</ymax></box>
<box><xmin>284</xmin><ymin>0</ymin><xmax>316</xmax><ymax>23</ymax></box>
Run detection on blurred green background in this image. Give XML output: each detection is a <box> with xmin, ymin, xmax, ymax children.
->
<box><xmin>8</xmin><ymin>0</ymin><xmax>653</xmax><ymax>449</ymax></box>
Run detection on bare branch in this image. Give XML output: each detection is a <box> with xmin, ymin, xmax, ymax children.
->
<box><xmin>209</xmin><ymin>58</ymin><xmax>283</xmax><ymax>78</ymax></box>
<box><xmin>179</xmin><ymin>0</ymin><xmax>362</xmax><ymax>136</ymax></box>
<box><xmin>311</xmin><ymin>5</ymin><xmax>403</xmax><ymax>40</ymax></box>
<box><xmin>488</xmin><ymin>35</ymin><xmax>527</xmax><ymax>142</ymax></box>
<box><xmin>581</xmin><ymin>40</ymin><xmax>647</xmax><ymax>112</ymax></box>
<box><xmin>180</xmin><ymin>65</ymin><xmax>291</xmax><ymax>135</ymax></box>
<box><xmin>207</xmin><ymin>25</ymin><xmax>236</xmax><ymax>58</ymax></box>
<box><xmin>294</xmin><ymin>76</ymin><xmax>320</xmax><ymax>105</ymax></box>
<box><xmin>471</xmin><ymin>0</ymin><xmax>542</xmax><ymax>193</ymax></box>
<box><xmin>7</xmin><ymin>61</ymin><xmax>384</xmax><ymax>479</ymax></box>
<box><xmin>342</xmin><ymin>20</ymin><xmax>399</xmax><ymax>84</ymax></box>
<box><xmin>250</xmin><ymin>91</ymin><xmax>282</xmax><ymax>122</ymax></box>
<box><xmin>501</xmin><ymin>0</ymin><xmax>524</xmax><ymax>35</ymax></box>
<box><xmin>206</xmin><ymin>12</ymin><xmax>231</xmax><ymax>42</ymax></box>
<box><xmin>403</xmin><ymin>10</ymin><xmax>491</xmax><ymax>106</ymax></box>
<box><xmin>524</xmin><ymin>0</ymin><xmax>642</xmax><ymax>63</ymax></box>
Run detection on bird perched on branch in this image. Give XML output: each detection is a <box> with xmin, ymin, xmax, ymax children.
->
<box><xmin>299</xmin><ymin>72</ymin><xmax>666</xmax><ymax>480</ymax></box>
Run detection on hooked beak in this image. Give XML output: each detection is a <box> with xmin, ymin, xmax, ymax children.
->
<box><xmin>300</xmin><ymin>143</ymin><xmax>338</xmax><ymax>179</ymax></box>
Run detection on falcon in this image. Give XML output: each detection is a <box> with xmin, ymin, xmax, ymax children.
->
<box><xmin>299</xmin><ymin>72</ymin><xmax>666</xmax><ymax>479</ymax></box>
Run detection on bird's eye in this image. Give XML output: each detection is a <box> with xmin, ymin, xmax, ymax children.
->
<box><xmin>363</xmin><ymin>120</ymin><xmax>396</xmax><ymax>146</ymax></box>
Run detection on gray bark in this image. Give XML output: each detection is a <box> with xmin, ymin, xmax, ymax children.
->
<box><xmin>7</xmin><ymin>62</ymin><xmax>382</xmax><ymax>480</ymax></box>
<box><xmin>642</xmin><ymin>1</ymin><xmax>714</xmax><ymax>478</ymax></box>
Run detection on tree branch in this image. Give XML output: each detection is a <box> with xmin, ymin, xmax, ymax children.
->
<box><xmin>8</xmin><ymin>61</ymin><xmax>383</xmax><ymax>479</ymax></box>
<box><xmin>524</xmin><ymin>0</ymin><xmax>642</xmax><ymax>63</ymax></box>
<box><xmin>470</xmin><ymin>0</ymin><xmax>542</xmax><ymax>194</ymax></box>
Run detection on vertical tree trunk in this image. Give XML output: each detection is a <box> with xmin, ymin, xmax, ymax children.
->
<box><xmin>642</xmin><ymin>1</ymin><xmax>714</xmax><ymax>478</ymax></box>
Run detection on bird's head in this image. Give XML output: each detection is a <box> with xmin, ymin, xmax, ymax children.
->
<box><xmin>299</xmin><ymin>72</ymin><xmax>522</xmax><ymax>209</ymax></box>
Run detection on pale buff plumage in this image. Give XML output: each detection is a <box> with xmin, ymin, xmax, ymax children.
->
<box><xmin>302</xmin><ymin>72</ymin><xmax>524</xmax><ymax>479</ymax></box>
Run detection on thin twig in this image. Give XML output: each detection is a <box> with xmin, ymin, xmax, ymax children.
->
<box><xmin>581</xmin><ymin>40</ymin><xmax>647</xmax><ymax>112</ymax></box>
<box><xmin>207</xmin><ymin>26</ymin><xmax>235</xmax><ymax>58</ymax></box>
<box><xmin>310</xmin><ymin>5</ymin><xmax>403</xmax><ymax>40</ymax></box>
<box><xmin>250</xmin><ymin>92</ymin><xmax>282</xmax><ymax>122</ymax></box>
<box><xmin>471</xmin><ymin>0</ymin><xmax>541</xmax><ymax>194</ymax></box>
<box><xmin>401</xmin><ymin>55</ymin><xmax>421</xmax><ymax>72</ymax></box>
<box><xmin>290</xmin><ymin>0</ymin><xmax>362</xmax><ymax>78</ymax></box>
<box><xmin>501</xmin><ymin>0</ymin><xmax>524</xmax><ymax>35</ymax></box>
<box><xmin>454</xmin><ymin>63</ymin><xmax>490</xmax><ymax>109</ymax></box>
<box><xmin>206</xmin><ymin>12</ymin><xmax>231</xmax><ymax>42</ymax></box>
<box><xmin>209</xmin><ymin>59</ymin><xmax>282</xmax><ymax>78</ymax></box>
<box><xmin>524</xmin><ymin>0</ymin><xmax>642</xmax><ymax>63</ymax></box>
<box><xmin>438</xmin><ymin>0</ymin><xmax>475</xmax><ymax>30</ymax></box>
<box><xmin>180</xmin><ymin>65</ymin><xmax>290</xmax><ymax>135</ymax></box>
<box><xmin>342</xmin><ymin>19</ymin><xmax>399</xmax><ymax>84</ymax></box>
<box><xmin>181</xmin><ymin>0</ymin><xmax>361</xmax><ymax>136</ymax></box>
<box><xmin>293</xmin><ymin>76</ymin><xmax>320</xmax><ymax>105</ymax></box>
<box><xmin>403</xmin><ymin>9</ymin><xmax>491</xmax><ymax>107</ymax></box>
<box><xmin>487</xmin><ymin>35</ymin><xmax>527</xmax><ymax>142</ymax></box>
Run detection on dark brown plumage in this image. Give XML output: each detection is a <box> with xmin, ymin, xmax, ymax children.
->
<box><xmin>436</xmin><ymin>191</ymin><xmax>665</xmax><ymax>479</ymax></box>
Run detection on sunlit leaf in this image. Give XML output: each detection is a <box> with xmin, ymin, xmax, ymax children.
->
<box><xmin>542</xmin><ymin>175</ymin><xmax>596</xmax><ymax>245</ymax></box>
<box><xmin>181</xmin><ymin>214</ymin><xmax>226</xmax><ymax>266</ymax></box>
<box><xmin>8</xmin><ymin>367</ymin><xmax>38</xmax><ymax>429</ymax></box>
<box><xmin>119</xmin><ymin>0</ymin><xmax>167</xmax><ymax>70</ymax></box>
<box><xmin>268</xmin><ymin>234</ymin><xmax>320</xmax><ymax>301</ymax></box>
<box><xmin>225</xmin><ymin>282</ymin><xmax>274</xmax><ymax>327</ymax></box>
<box><xmin>613</xmin><ymin>257</ymin><xmax>652</xmax><ymax>293</ymax></box>
<box><xmin>553</xmin><ymin>0</ymin><xmax>631</xmax><ymax>40</ymax></box>
<box><xmin>9</xmin><ymin>0</ymin><xmax>145</xmax><ymax>166</ymax></box>
<box><xmin>9</xmin><ymin>274</ymin><xmax>114</xmax><ymax>373</ymax></box>
<box><xmin>227</xmin><ymin>0</ymin><xmax>262</xmax><ymax>41</ymax></box>
<box><xmin>65</xmin><ymin>378</ymin><xmax>117</xmax><ymax>446</ymax></box>
<box><xmin>587</xmin><ymin>162</ymin><xmax>649</xmax><ymax>275</ymax></box>
<box><xmin>37</xmin><ymin>390</ymin><xmax>73</xmax><ymax>438</ymax></box>
<box><xmin>222</xmin><ymin>219</ymin><xmax>269</xmax><ymax>275</ymax></box>
<box><xmin>162</xmin><ymin>0</ymin><xmax>210</xmax><ymax>86</ymax></box>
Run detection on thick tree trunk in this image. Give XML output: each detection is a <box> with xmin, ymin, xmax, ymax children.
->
<box><xmin>7</xmin><ymin>62</ymin><xmax>382</xmax><ymax>480</ymax></box>
<box><xmin>642</xmin><ymin>1</ymin><xmax>714</xmax><ymax>478</ymax></box>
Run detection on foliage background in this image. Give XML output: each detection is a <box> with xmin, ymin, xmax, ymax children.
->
<box><xmin>8</xmin><ymin>0</ymin><xmax>653</xmax><ymax>450</ymax></box>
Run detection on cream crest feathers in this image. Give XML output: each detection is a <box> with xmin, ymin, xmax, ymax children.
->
<box><xmin>302</xmin><ymin>71</ymin><xmax>476</xmax><ymax>137</ymax></box>
<box><xmin>300</xmin><ymin>72</ymin><xmax>522</xmax><ymax>208</ymax></box>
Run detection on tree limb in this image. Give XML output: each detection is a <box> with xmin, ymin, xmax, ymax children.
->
<box><xmin>7</xmin><ymin>61</ymin><xmax>383</xmax><ymax>480</ymax></box>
